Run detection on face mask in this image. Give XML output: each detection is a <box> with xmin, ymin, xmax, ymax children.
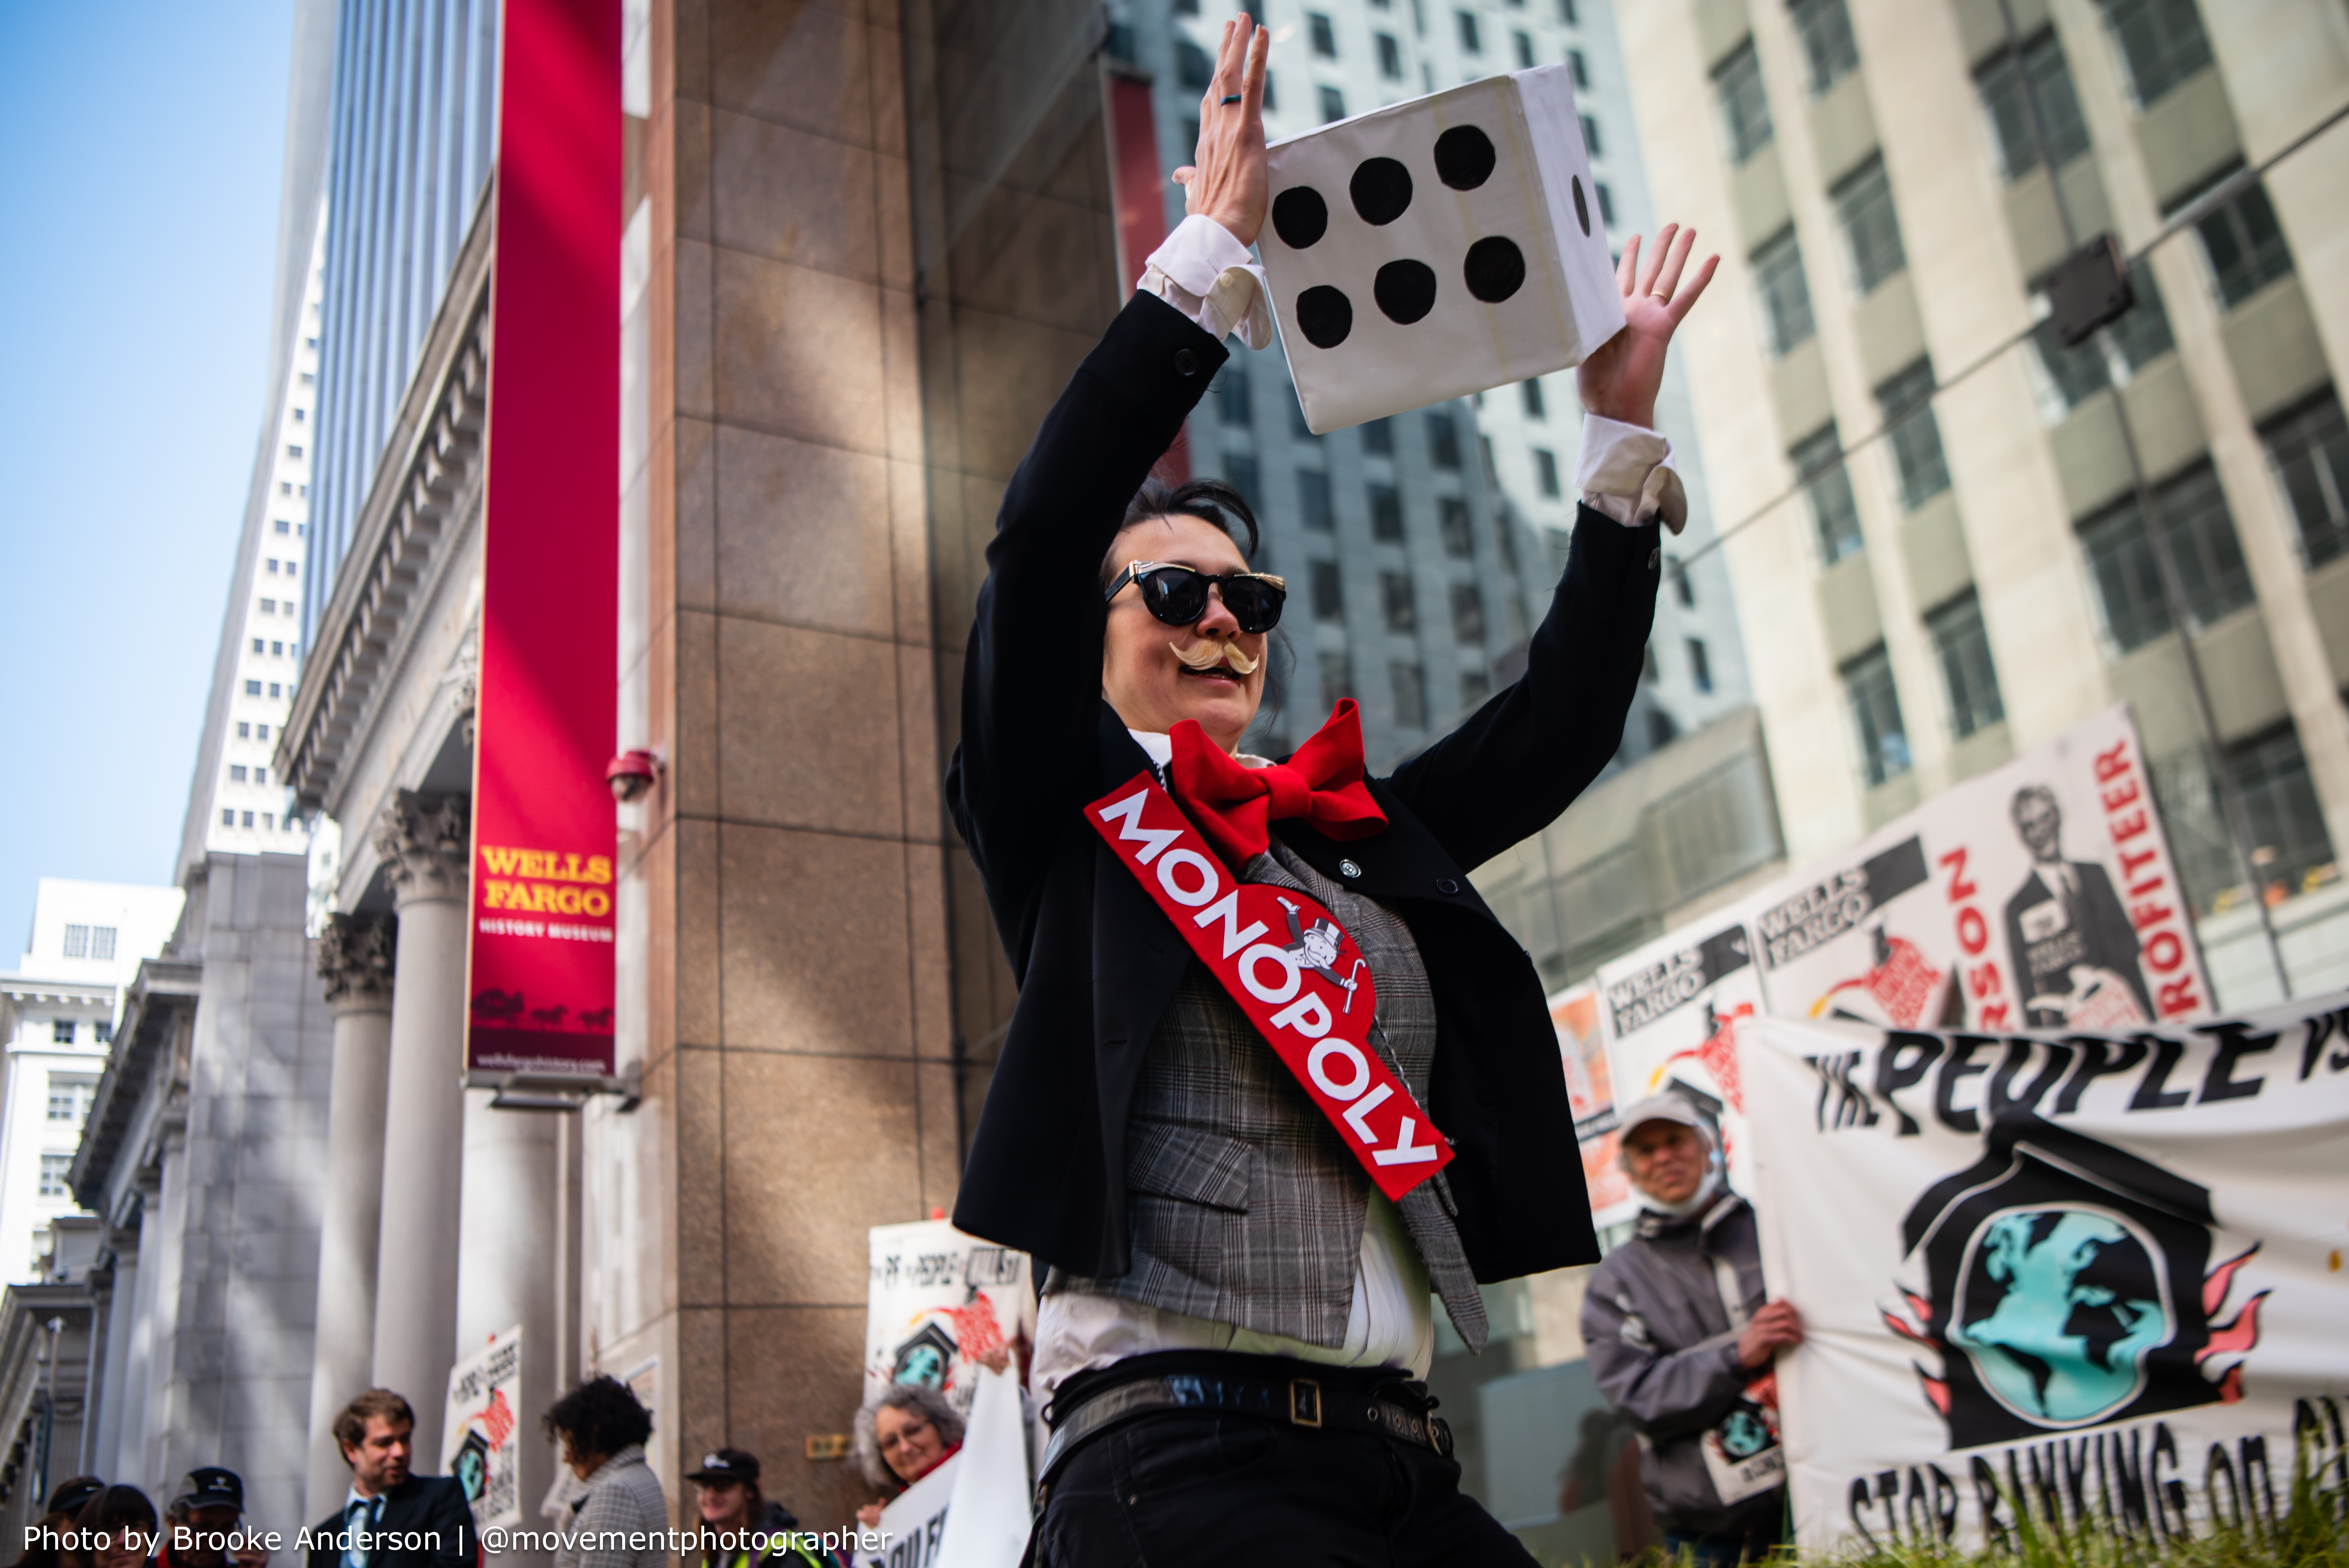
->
<box><xmin>1641</xmin><ymin>1162</ymin><xmax>1723</xmax><ymax>1221</ymax></box>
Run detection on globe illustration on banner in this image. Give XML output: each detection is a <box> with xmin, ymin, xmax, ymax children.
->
<box><xmin>1947</xmin><ymin>1208</ymin><xmax>2172</xmax><ymax>1427</ymax></box>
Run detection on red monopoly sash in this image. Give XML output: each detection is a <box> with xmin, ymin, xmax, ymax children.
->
<box><xmin>1088</xmin><ymin>773</ymin><xmax>1453</xmax><ymax>1200</ymax></box>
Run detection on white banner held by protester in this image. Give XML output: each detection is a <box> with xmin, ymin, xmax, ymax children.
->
<box><xmin>865</xmin><ymin>1221</ymin><xmax>1035</xmax><ymax>1421</ymax></box>
<box><xmin>935</xmin><ymin>1364</ymin><xmax>1033</xmax><ymax>1568</ymax></box>
<box><xmin>443</xmin><ymin>1327</ymin><xmax>523</xmax><ymax>1530</ymax></box>
<box><xmin>1743</xmin><ymin>997</ymin><xmax>2349</xmax><ymax>1553</ymax></box>
<box><xmin>853</xmin><ymin>1450</ymin><xmax>958</xmax><ymax>1568</ymax></box>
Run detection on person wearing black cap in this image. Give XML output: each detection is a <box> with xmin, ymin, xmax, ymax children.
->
<box><xmin>683</xmin><ymin>1451</ymin><xmax>833</xmax><ymax>1568</ymax></box>
<box><xmin>158</xmin><ymin>1470</ymin><xmax>264</xmax><ymax>1568</ymax></box>
<box><xmin>9</xmin><ymin>1479</ymin><xmax>108</xmax><ymax>1568</ymax></box>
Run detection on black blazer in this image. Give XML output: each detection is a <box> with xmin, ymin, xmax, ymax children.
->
<box><xmin>947</xmin><ymin>293</ymin><xmax>1661</xmax><ymax>1283</ymax></box>
<box><xmin>306</xmin><ymin>1475</ymin><xmax>475</xmax><ymax>1568</ymax></box>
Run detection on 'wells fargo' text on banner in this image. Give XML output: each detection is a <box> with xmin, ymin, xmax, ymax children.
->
<box><xmin>466</xmin><ymin>0</ymin><xmax>622</xmax><ymax>1079</ymax></box>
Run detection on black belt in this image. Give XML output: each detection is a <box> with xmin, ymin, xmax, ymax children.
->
<box><xmin>1037</xmin><ymin>1357</ymin><xmax>1452</xmax><ymax>1498</ymax></box>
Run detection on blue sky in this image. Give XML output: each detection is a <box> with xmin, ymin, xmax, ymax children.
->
<box><xmin>0</xmin><ymin>0</ymin><xmax>293</xmax><ymax>955</ymax></box>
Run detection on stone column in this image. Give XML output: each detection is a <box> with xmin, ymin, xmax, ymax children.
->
<box><xmin>455</xmin><ymin>1096</ymin><xmax>563</xmax><ymax>1565</ymax></box>
<box><xmin>370</xmin><ymin>791</ymin><xmax>471</xmax><ymax>1463</ymax></box>
<box><xmin>306</xmin><ymin>911</ymin><xmax>397</xmax><ymax>1518</ymax></box>
<box><xmin>85</xmin><ymin>1236</ymin><xmax>135</xmax><ymax>1475</ymax></box>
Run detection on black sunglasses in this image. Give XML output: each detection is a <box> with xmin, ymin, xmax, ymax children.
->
<box><xmin>1104</xmin><ymin>560</ymin><xmax>1288</xmax><ymax>633</ymax></box>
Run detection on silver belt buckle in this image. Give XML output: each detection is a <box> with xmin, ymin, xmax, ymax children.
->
<box><xmin>1288</xmin><ymin>1377</ymin><xmax>1322</xmax><ymax>1428</ymax></box>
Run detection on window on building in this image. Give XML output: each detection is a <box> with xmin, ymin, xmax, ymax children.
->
<box><xmin>1391</xmin><ymin>662</ymin><xmax>1429</xmax><ymax>728</ymax></box>
<box><xmin>279</xmin><ymin>482</ymin><xmax>293</xmax><ymax>496</ymax></box>
<box><xmin>62</xmin><ymin>925</ymin><xmax>89</xmax><ymax>960</ymax></box>
<box><xmin>1370</xmin><ymin>484</ymin><xmax>1405</xmax><ymax>540</ymax></box>
<box><xmin>51</xmin><ymin>1019</ymin><xmax>75</xmax><ymax>1045</ymax></box>
<box><xmin>1381</xmin><ymin>572</ymin><xmax>1418</xmax><ymax>632</ymax></box>
<box><xmin>1595</xmin><ymin>183</ymin><xmax>1615</xmax><ymax>226</ymax></box>
<box><xmin>1216</xmin><ymin>368</ymin><xmax>1252</xmax><ymax>427</ymax></box>
<box><xmin>1319</xmin><ymin>648</ymin><xmax>1355</xmax><ymax>704</ymax></box>
<box><xmin>245</xmin><ymin>679</ymin><xmax>263</xmax><ymax>696</ymax></box>
<box><xmin>1842</xmin><ymin>645</ymin><xmax>1910</xmax><ymax>787</ymax></box>
<box><xmin>1461</xmin><ymin>668</ymin><xmax>1492</xmax><ymax>707</ymax></box>
<box><xmin>1299</xmin><ymin>469</ymin><xmax>1334</xmax><ymax>531</ymax></box>
<box><xmin>2105</xmin><ymin>260</ymin><xmax>2176</xmax><ymax>373</ymax></box>
<box><xmin>263</xmin><ymin>813</ymin><xmax>276</xmax><ymax>830</ymax></box>
<box><xmin>1439</xmin><ymin>498</ymin><xmax>1475</xmax><ymax>557</ymax></box>
<box><xmin>237</xmin><ymin>721</ymin><xmax>251</xmax><ymax>739</ymax></box>
<box><xmin>1835</xmin><ymin>156</ymin><xmax>1906</xmax><ymax>295</ymax></box>
<box><xmin>1520</xmin><ymin>378</ymin><xmax>1546</xmax><ymax>419</ymax></box>
<box><xmin>2098</xmin><ymin>0</ymin><xmax>2213</xmax><ymax>108</ymax></box>
<box><xmin>274</xmin><ymin>518</ymin><xmax>291</xmax><ymax>534</ymax></box>
<box><xmin>2229</xmin><ymin>723</ymin><xmax>2337</xmax><ymax>901</ymax></box>
<box><xmin>1319</xmin><ymin>85</ymin><xmax>1347</xmax><ymax>122</ymax></box>
<box><xmin>94</xmin><ymin>1020</ymin><xmax>112</xmax><ymax>1045</ymax></box>
<box><xmin>1311</xmin><ymin>11</ymin><xmax>1338</xmax><ymax>55</ymax></box>
<box><xmin>1877</xmin><ymin>360</ymin><xmax>1951</xmax><ymax>510</ymax></box>
<box><xmin>252</xmin><ymin>637</ymin><xmax>266</xmax><ymax>655</ymax></box>
<box><xmin>255</xmin><ymin>767</ymin><xmax>269</xmax><ymax>786</ymax></box>
<box><xmin>1378</xmin><ymin>32</ymin><xmax>1403</xmax><ymax>77</ymax></box>
<box><xmin>242</xmin><ymin>811</ymin><xmax>256</xmax><ymax>828</ymax></box>
<box><xmin>2189</xmin><ymin>176</ymin><xmax>2293</xmax><ymax>309</ymax></box>
<box><xmin>259</xmin><ymin>598</ymin><xmax>276</xmax><ymax>615</ymax></box>
<box><xmin>1713</xmin><ymin>40</ymin><xmax>1773</xmax><ymax>164</ymax></box>
<box><xmin>291</xmin><ymin>407</ymin><xmax>306</xmax><ymax>422</ymax></box>
<box><xmin>1427</xmin><ymin>412</ymin><xmax>1462</xmax><ymax>469</ymax></box>
<box><xmin>1927</xmin><ymin>592</ymin><xmax>2005</xmax><ymax>739</ymax></box>
<box><xmin>1646</xmin><ymin>708</ymin><xmax>1680</xmax><ymax>749</ymax></box>
<box><xmin>93</xmin><ymin>927</ymin><xmax>115</xmax><ymax>961</ymax></box>
<box><xmin>269</xmin><ymin>683</ymin><xmax>281</xmax><ymax>698</ymax></box>
<box><xmin>256</xmin><ymin>724</ymin><xmax>270</xmax><ymax>741</ymax></box>
<box><xmin>1225</xmin><ymin>452</ymin><xmax>1261</xmax><ymax>506</ymax></box>
<box><xmin>1557</xmin><ymin>0</ymin><xmax>1576</xmax><ymax>22</ymax></box>
<box><xmin>1479</xmin><ymin>433</ymin><xmax>1498</xmax><ymax>486</ymax></box>
<box><xmin>221</xmin><ymin>808</ymin><xmax>235</xmax><ymax>827</ymax></box>
<box><xmin>1567</xmin><ymin>47</ymin><xmax>1589</xmax><ymax>87</ymax></box>
<box><xmin>1751</xmin><ymin>227</ymin><xmax>1815</xmax><ymax>356</ymax></box>
<box><xmin>1977</xmin><ymin>31</ymin><xmax>2091</xmax><ymax>180</ymax></box>
<box><xmin>1686</xmin><ymin>637</ymin><xmax>1714</xmax><ymax>694</ymax></box>
<box><xmin>2076</xmin><ymin>463</ymin><xmax>2256</xmax><ymax>650</ymax></box>
<box><xmin>38</xmin><ymin>1156</ymin><xmax>70</xmax><ymax>1201</ymax></box>
<box><xmin>2264</xmin><ymin>391</ymin><xmax>2349</xmax><ymax>568</ymax></box>
<box><xmin>1451</xmin><ymin>582</ymin><xmax>1487</xmax><ymax>644</ymax></box>
<box><xmin>1456</xmin><ymin>10</ymin><xmax>1481</xmax><ymax>52</ymax></box>
<box><xmin>1514</xmin><ymin>30</ymin><xmax>1535</xmax><ymax>68</ymax></box>
<box><xmin>266</xmin><ymin>558</ymin><xmax>279</xmax><ymax>573</ymax></box>
<box><xmin>1671</xmin><ymin>560</ymin><xmax>1695</xmax><ymax>607</ymax></box>
<box><xmin>1311</xmin><ymin>561</ymin><xmax>1345</xmax><ymax>620</ymax></box>
<box><xmin>230</xmin><ymin>765</ymin><xmax>249</xmax><ymax>782</ymax></box>
<box><xmin>287</xmin><ymin>444</ymin><xmax>304</xmax><ymax>460</ymax></box>
<box><xmin>1533</xmin><ymin>449</ymin><xmax>1562</xmax><ymax>498</ymax></box>
<box><xmin>1792</xmin><ymin>426</ymin><xmax>1864</xmax><ymax>565</ymax></box>
<box><xmin>1580</xmin><ymin>114</ymin><xmax>1602</xmax><ymax>157</ymax></box>
<box><xmin>300</xmin><ymin>371</ymin><xmax>314</xmax><ymax>385</ymax></box>
<box><xmin>1178</xmin><ymin>39</ymin><xmax>1213</xmax><ymax>90</ymax></box>
<box><xmin>47</xmin><ymin>1075</ymin><xmax>97</xmax><ymax>1125</ymax></box>
<box><xmin>1362</xmin><ymin>417</ymin><xmax>1394</xmax><ymax>455</ymax></box>
<box><xmin>1790</xmin><ymin>0</ymin><xmax>1859</xmax><ymax>94</ymax></box>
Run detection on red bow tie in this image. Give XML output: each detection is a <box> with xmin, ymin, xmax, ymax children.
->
<box><xmin>1166</xmin><ymin>699</ymin><xmax>1388</xmax><ymax>867</ymax></box>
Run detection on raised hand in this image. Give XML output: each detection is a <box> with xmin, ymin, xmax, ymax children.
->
<box><xmin>1170</xmin><ymin>14</ymin><xmax>1272</xmax><ymax>248</ymax></box>
<box><xmin>1577</xmin><ymin>224</ymin><xmax>1719</xmax><ymax>431</ymax></box>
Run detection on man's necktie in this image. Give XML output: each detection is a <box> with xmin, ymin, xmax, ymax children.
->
<box><xmin>1165</xmin><ymin>698</ymin><xmax>1387</xmax><ymax>867</ymax></box>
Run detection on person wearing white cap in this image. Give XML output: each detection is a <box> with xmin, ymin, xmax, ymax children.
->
<box><xmin>1578</xmin><ymin>1095</ymin><xmax>1802</xmax><ymax>1567</ymax></box>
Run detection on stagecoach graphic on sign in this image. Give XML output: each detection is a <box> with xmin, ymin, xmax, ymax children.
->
<box><xmin>1881</xmin><ymin>1114</ymin><xmax>2266</xmax><ymax>1450</ymax></box>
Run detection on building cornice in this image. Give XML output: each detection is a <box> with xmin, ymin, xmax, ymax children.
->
<box><xmin>279</xmin><ymin>181</ymin><xmax>496</xmax><ymax>816</ymax></box>
<box><xmin>66</xmin><ymin>957</ymin><xmax>200</xmax><ymax>1214</ymax></box>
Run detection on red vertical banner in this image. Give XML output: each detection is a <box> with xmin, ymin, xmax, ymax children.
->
<box><xmin>467</xmin><ymin>0</ymin><xmax>622</xmax><ymax>1079</ymax></box>
<box><xmin>1106</xmin><ymin>66</ymin><xmax>1188</xmax><ymax>482</ymax></box>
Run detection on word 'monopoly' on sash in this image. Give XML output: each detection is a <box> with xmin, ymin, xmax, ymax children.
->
<box><xmin>1089</xmin><ymin>773</ymin><xmax>1452</xmax><ymax>1200</ymax></box>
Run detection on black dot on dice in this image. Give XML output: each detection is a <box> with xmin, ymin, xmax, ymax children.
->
<box><xmin>1572</xmin><ymin>175</ymin><xmax>1591</xmax><ymax>236</ymax></box>
<box><xmin>1296</xmin><ymin>285</ymin><xmax>1354</xmax><ymax>348</ymax></box>
<box><xmin>1272</xmin><ymin>187</ymin><xmax>1329</xmax><ymax>250</ymax></box>
<box><xmin>1374</xmin><ymin>260</ymin><xmax>1437</xmax><ymax>324</ymax></box>
<box><xmin>1464</xmin><ymin>237</ymin><xmax>1525</xmax><ymax>303</ymax></box>
<box><xmin>1433</xmin><ymin>125</ymin><xmax>1496</xmax><ymax>191</ymax></box>
<box><xmin>1350</xmin><ymin>158</ymin><xmax>1413</xmax><ymax>225</ymax></box>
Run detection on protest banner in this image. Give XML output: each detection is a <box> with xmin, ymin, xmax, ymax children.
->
<box><xmin>1743</xmin><ymin>995</ymin><xmax>2349</xmax><ymax>1553</ymax></box>
<box><xmin>852</xmin><ymin>1449</ymin><xmax>958</xmax><ymax>1568</ymax></box>
<box><xmin>865</xmin><ymin>1221</ymin><xmax>1035</xmax><ymax>1420</ymax></box>
<box><xmin>933</xmin><ymin>1365</ymin><xmax>1032</xmax><ymax>1568</ymax></box>
<box><xmin>1595</xmin><ymin>911</ymin><xmax>1767</xmax><ymax>1189</ymax></box>
<box><xmin>443</xmin><ymin>1327</ymin><xmax>523</xmax><ymax>1530</ymax></box>
<box><xmin>1551</xmin><ymin>982</ymin><xmax>1640</xmax><ymax>1229</ymax></box>
<box><xmin>1750</xmin><ymin>704</ymin><xmax>2208</xmax><ymax>1036</ymax></box>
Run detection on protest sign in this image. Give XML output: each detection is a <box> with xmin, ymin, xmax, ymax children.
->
<box><xmin>865</xmin><ymin>1221</ymin><xmax>1035</xmax><ymax>1420</ymax></box>
<box><xmin>1552</xmin><ymin>982</ymin><xmax>1639</xmax><ymax>1229</ymax></box>
<box><xmin>1595</xmin><ymin>912</ymin><xmax>1766</xmax><ymax>1189</ymax></box>
<box><xmin>1743</xmin><ymin>996</ymin><xmax>2349</xmax><ymax>1553</ymax></box>
<box><xmin>933</xmin><ymin>1366</ymin><xmax>1033</xmax><ymax>1568</ymax></box>
<box><xmin>443</xmin><ymin>1327</ymin><xmax>523</xmax><ymax>1530</ymax></box>
<box><xmin>853</xmin><ymin>1450</ymin><xmax>959</xmax><ymax>1568</ymax></box>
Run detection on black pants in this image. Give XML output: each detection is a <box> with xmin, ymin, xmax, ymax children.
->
<box><xmin>1030</xmin><ymin>1409</ymin><xmax>1539</xmax><ymax>1566</ymax></box>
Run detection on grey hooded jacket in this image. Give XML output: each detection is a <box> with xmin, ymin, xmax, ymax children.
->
<box><xmin>1578</xmin><ymin>1193</ymin><xmax>1784</xmax><ymax>1539</ymax></box>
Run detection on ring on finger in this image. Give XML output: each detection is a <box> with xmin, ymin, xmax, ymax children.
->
<box><xmin>1220</xmin><ymin>93</ymin><xmax>1243</xmax><ymax>105</ymax></box>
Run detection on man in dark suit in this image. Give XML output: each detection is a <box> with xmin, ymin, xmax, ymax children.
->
<box><xmin>2005</xmin><ymin>784</ymin><xmax>2154</xmax><ymax>1027</ymax></box>
<box><xmin>306</xmin><ymin>1390</ymin><xmax>475</xmax><ymax>1568</ymax></box>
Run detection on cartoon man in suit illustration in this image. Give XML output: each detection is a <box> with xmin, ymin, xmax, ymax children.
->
<box><xmin>2002</xmin><ymin>785</ymin><xmax>2152</xmax><ymax>1028</ymax></box>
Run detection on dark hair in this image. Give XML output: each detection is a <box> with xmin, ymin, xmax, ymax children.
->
<box><xmin>1100</xmin><ymin>477</ymin><xmax>1261</xmax><ymax>589</ymax></box>
<box><xmin>333</xmin><ymin>1388</ymin><xmax>416</xmax><ymax>1457</ymax></box>
<box><xmin>71</xmin><ymin>1488</ymin><xmax>157</xmax><ymax>1568</ymax></box>
<box><xmin>14</xmin><ymin>1510</ymin><xmax>80</xmax><ymax>1568</ymax></box>
<box><xmin>543</xmin><ymin>1374</ymin><xmax>654</xmax><ymax>1459</ymax></box>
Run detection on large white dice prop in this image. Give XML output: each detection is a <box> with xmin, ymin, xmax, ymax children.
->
<box><xmin>1261</xmin><ymin>66</ymin><xmax>1624</xmax><ymax>433</ymax></box>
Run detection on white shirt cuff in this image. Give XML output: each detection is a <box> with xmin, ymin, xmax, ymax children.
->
<box><xmin>1576</xmin><ymin>412</ymin><xmax>1687</xmax><ymax>534</ymax></box>
<box><xmin>1138</xmin><ymin>214</ymin><xmax>1274</xmax><ymax>351</ymax></box>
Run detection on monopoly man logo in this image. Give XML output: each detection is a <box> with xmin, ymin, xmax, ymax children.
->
<box><xmin>1088</xmin><ymin>773</ymin><xmax>1451</xmax><ymax>1199</ymax></box>
<box><xmin>1882</xmin><ymin>1113</ymin><xmax>2265</xmax><ymax>1451</ymax></box>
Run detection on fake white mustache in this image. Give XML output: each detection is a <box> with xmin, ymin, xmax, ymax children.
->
<box><xmin>1170</xmin><ymin>640</ymin><xmax>1261</xmax><ymax>676</ymax></box>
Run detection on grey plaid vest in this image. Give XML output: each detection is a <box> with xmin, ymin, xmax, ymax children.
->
<box><xmin>1050</xmin><ymin>837</ymin><xmax>1489</xmax><ymax>1354</ymax></box>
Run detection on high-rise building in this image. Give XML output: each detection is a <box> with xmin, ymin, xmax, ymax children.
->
<box><xmin>0</xmin><ymin>880</ymin><xmax>181</xmax><ymax>1284</ymax></box>
<box><xmin>1617</xmin><ymin>0</ymin><xmax>2349</xmax><ymax>1000</ymax></box>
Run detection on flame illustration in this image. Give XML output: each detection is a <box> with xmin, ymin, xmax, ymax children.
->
<box><xmin>1171</xmin><ymin>640</ymin><xmax>1259</xmax><ymax>676</ymax></box>
<box><xmin>1883</xmin><ymin>1288</ymin><xmax>1949</xmax><ymax>1417</ymax></box>
<box><xmin>1810</xmin><ymin>934</ymin><xmax>1944</xmax><ymax>1028</ymax></box>
<box><xmin>2193</xmin><ymin>1243</ymin><xmax>2266</xmax><ymax>1403</ymax></box>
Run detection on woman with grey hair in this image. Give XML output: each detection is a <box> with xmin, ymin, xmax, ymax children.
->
<box><xmin>850</xmin><ymin>1384</ymin><xmax>965</xmax><ymax>1530</ymax></box>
